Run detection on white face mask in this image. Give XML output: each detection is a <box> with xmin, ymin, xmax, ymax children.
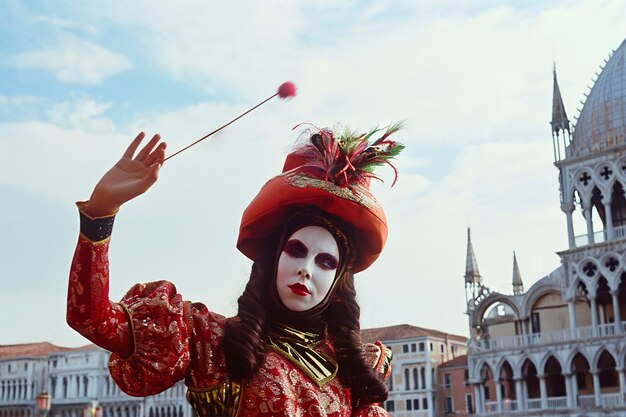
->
<box><xmin>275</xmin><ymin>225</ymin><xmax>340</xmax><ymax>312</ymax></box>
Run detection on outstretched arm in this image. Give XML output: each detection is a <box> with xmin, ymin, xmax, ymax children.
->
<box><xmin>67</xmin><ymin>133</ymin><xmax>166</xmax><ymax>357</ymax></box>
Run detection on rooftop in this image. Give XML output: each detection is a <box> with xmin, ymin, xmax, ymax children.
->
<box><xmin>361</xmin><ymin>324</ymin><xmax>467</xmax><ymax>344</ymax></box>
<box><xmin>438</xmin><ymin>354</ymin><xmax>468</xmax><ymax>369</ymax></box>
<box><xmin>571</xmin><ymin>38</ymin><xmax>626</xmax><ymax>157</ymax></box>
<box><xmin>0</xmin><ymin>342</ymin><xmax>95</xmax><ymax>359</ymax></box>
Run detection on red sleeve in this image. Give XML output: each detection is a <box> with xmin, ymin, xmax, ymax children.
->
<box><xmin>108</xmin><ymin>281</ymin><xmax>191</xmax><ymax>396</ymax></box>
<box><xmin>67</xmin><ymin>236</ymin><xmax>192</xmax><ymax>396</ymax></box>
<box><xmin>67</xmin><ymin>235</ymin><xmax>134</xmax><ymax>358</ymax></box>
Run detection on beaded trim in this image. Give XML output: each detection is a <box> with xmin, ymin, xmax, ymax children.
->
<box><xmin>79</xmin><ymin>210</ymin><xmax>116</xmax><ymax>242</ymax></box>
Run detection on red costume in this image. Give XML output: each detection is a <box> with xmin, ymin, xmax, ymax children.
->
<box><xmin>67</xmin><ymin>125</ymin><xmax>404</xmax><ymax>417</ymax></box>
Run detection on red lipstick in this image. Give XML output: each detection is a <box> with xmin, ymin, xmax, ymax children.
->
<box><xmin>288</xmin><ymin>283</ymin><xmax>310</xmax><ymax>296</ymax></box>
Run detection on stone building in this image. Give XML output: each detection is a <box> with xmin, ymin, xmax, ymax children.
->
<box><xmin>362</xmin><ymin>324</ymin><xmax>468</xmax><ymax>417</ymax></box>
<box><xmin>465</xmin><ymin>38</ymin><xmax>626</xmax><ymax>416</ymax></box>
<box><xmin>436</xmin><ymin>355</ymin><xmax>473</xmax><ymax>417</ymax></box>
<box><xmin>0</xmin><ymin>343</ymin><xmax>191</xmax><ymax>417</ymax></box>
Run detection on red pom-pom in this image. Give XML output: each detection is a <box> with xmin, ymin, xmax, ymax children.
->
<box><xmin>277</xmin><ymin>81</ymin><xmax>297</xmax><ymax>99</ymax></box>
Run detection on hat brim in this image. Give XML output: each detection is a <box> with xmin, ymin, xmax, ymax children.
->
<box><xmin>237</xmin><ymin>170</ymin><xmax>387</xmax><ymax>273</ymax></box>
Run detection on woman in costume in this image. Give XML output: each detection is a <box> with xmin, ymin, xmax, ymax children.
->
<box><xmin>67</xmin><ymin>125</ymin><xmax>403</xmax><ymax>417</ymax></box>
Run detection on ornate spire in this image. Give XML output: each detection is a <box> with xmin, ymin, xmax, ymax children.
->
<box><xmin>551</xmin><ymin>63</ymin><xmax>571</xmax><ymax>137</ymax></box>
<box><xmin>512</xmin><ymin>251</ymin><xmax>524</xmax><ymax>295</ymax></box>
<box><xmin>465</xmin><ymin>228</ymin><xmax>481</xmax><ymax>284</ymax></box>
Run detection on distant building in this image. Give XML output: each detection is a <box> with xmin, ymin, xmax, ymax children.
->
<box><xmin>362</xmin><ymin>324</ymin><xmax>468</xmax><ymax>417</ymax></box>
<box><xmin>436</xmin><ymin>355</ymin><xmax>473</xmax><ymax>417</ymax></box>
<box><xmin>0</xmin><ymin>343</ymin><xmax>191</xmax><ymax>417</ymax></box>
<box><xmin>465</xmin><ymin>38</ymin><xmax>626</xmax><ymax>416</ymax></box>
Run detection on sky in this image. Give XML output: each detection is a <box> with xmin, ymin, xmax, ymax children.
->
<box><xmin>1</xmin><ymin>0</ymin><xmax>625</xmax><ymax>348</ymax></box>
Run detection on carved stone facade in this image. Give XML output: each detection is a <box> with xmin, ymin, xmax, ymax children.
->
<box><xmin>0</xmin><ymin>344</ymin><xmax>191</xmax><ymax>417</ymax></box>
<box><xmin>466</xmin><ymin>38</ymin><xmax>626</xmax><ymax>417</ymax></box>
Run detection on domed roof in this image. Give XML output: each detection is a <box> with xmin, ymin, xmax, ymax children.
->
<box><xmin>571</xmin><ymin>38</ymin><xmax>626</xmax><ymax>157</ymax></box>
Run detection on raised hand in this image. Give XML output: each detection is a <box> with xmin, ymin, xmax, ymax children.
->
<box><xmin>82</xmin><ymin>132</ymin><xmax>167</xmax><ymax>217</ymax></box>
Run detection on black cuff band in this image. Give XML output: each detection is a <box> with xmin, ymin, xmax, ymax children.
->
<box><xmin>79</xmin><ymin>211</ymin><xmax>116</xmax><ymax>242</ymax></box>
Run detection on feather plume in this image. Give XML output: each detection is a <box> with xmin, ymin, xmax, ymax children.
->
<box><xmin>294</xmin><ymin>122</ymin><xmax>405</xmax><ymax>187</ymax></box>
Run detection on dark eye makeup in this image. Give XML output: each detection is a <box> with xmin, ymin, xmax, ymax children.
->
<box><xmin>315</xmin><ymin>253</ymin><xmax>338</xmax><ymax>270</ymax></box>
<box><xmin>283</xmin><ymin>239</ymin><xmax>308</xmax><ymax>257</ymax></box>
<box><xmin>282</xmin><ymin>239</ymin><xmax>338</xmax><ymax>270</ymax></box>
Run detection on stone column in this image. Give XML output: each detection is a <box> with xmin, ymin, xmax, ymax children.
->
<box><xmin>563</xmin><ymin>372</ymin><xmax>574</xmax><ymax>408</ymax></box>
<box><xmin>612</xmin><ymin>290</ymin><xmax>622</xmax><ymax>334</ymax></box>
<box><xmin>590</xmin><ymin>295</ymin><xmax>599</xmax><ymax>336</ymax></box>
<box><xmin>568</xmin><ymin>300</ymin><xmax>578</xmax><ymax>333</ymax></box>
<box><xmin>582</xmin><ymin>200</ymin><xmax>595</xmax><ymax>244</ymax></box>
<box><xmin>603</xmin><ymin>197</ymin><xmax>614</xmax><ymax>240</ymax></box>
<box><xmin>561</xmin><ymin>201</ymin><xmax>576</xmax><ymax>248</ymax></box>
<box><xmin>538</xmin><ymin>374</ymin><xmax>548</xmax><ymax>409</ymax></box>
<box><xmin>514</xmin><ymin>378</ymin><xmax>525</xmax><ymax>411</ymax></box>
<box><xmin>617</xmin><ymin>367</ymin><xmax>626</xmax><ymax>405</ymax></box>
<box><xmin>494</xmin><ymin>378</ymin><xmax>503</xmax><ymax>412</ymax></box>
<box><xmin>592</xmin><ymin>369</ymin><xmax>602</xmax><ymax>407</ymax></box>
<box><xmin>571</xmin><ymin>371</ymin><xmax>580</xmax><ymax>407</ymax></box>
<box><xmin>426</xmin><ymin>363</ymin><xmax>433</xmax><ymax>417</ymax></box>
<box><xmin>473</xmin><ymin>383</ymin><xmax>482</xmax><ymax>414</ymax></box>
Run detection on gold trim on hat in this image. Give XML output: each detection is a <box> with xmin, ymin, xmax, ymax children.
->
<box><xmin>282</xmin><ymin>170</ymin><xmax>382</xmax><ymax>212</ymax></box>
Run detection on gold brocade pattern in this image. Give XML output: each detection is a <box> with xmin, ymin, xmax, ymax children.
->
<box><xmin>266</xmin><ymin>324</ymin><xmax>338</xmax><ymax>387</ymax></box>
<box><xmin>187</xmin><ymin>382</ymin><xmax>242</xmax><ymax>417</ymax></box>
<box><xmin>283</xmin><ymin>171</ymin><xmax>381</xmax><ymax>211</ymax></box>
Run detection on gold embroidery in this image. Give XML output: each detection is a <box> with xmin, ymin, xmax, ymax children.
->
<box><xmin>282</xmin><ymin>171</ymin><xmax>381</xmax><ymax>211</ymax></box>
<box><xmin>117</xmin><ymin>303</ymin><xmax>137</xmax><ymax>359</ymax></box>
<box><xmin>266</xmin><ymin>323</ymin><xmax>338</xmax><ymax>387</ymax></box>
<box><xmin>186</xmin><ymin>382</ymin><xmax>242</xmax><ymax>417</ymax></box>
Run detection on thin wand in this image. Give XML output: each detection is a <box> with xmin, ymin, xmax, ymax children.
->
<box><xmin>163</xmin><ymin>92</ymin><xmax>279</xmax><ymax>162</ymax></box>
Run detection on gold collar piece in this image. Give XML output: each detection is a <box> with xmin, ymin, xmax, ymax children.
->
<box><xmin>266</xmin><ymin>323</ymin><xmax>338</xmax><ymax>387</ymax></box>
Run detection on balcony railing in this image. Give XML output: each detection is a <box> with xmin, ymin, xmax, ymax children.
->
<box><xmin>526</xmin><ymin>399</ymin><xmax>542</xmax><ymax>410</ymax></box>
<box><xmin>573</xmin><ymin>224</ymin><xmax>626</xmax><ymax>247</ymax></box>
<box><xmin>577</xmin><ymin>394</ymin><xmax>595</xmax><ymax>407</ymax></box>
<box><xmin>482</xmin><ymin>393</ymin><xmax>624</xmax><ymax>414</ymax></box>
<box><xmin>471</xmin><ymin>321</ymin><xmax>624</xmax><ymax>351</ymax></box>
<box><xmin>547</xmin><ymin>397</ymin><xmax>567</xmax><ymax>408</ymax></box>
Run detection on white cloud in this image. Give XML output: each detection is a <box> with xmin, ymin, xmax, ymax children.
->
<box><xmin>2</xmin><ymin>0</ymin><xmax>626</xmax><ymax>345</ymax></box>
<box><xmin>14</xmin><ymin>37</ymin><xmax>132</xmax><ymax>84</ymax></box>
<box><xmin>0</xmin><ymin>95</ymin><xmax>41</xmax><ymax>105</ymax></box>
<box><xmin>45</xmin><ymin>95</ymin><xmax>115</xmax><ymax>132</ymax></box>
<box><xmin>30</xmin><ymin>15</ymin><xmax>98</xmax><ymax>35</ymax></box>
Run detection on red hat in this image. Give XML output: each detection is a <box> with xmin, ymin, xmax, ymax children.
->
<box><xmin>237</xmin><ymin>124</ymin><xmax>404</xmax><ymax>273</ymax></box>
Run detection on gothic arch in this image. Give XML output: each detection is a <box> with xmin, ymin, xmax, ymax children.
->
<box><xmin>538</xmin><ymin>350</ymin><xmax>565</xmax><ymax>373</ymax></box>
<box><xmin>499</xmin><ymin>360</ymin><xmax>516</xmax><ymax>401</ymax></box>
<box><xmin>521</xmin><ymin>358</ymin><xmax>540</xmax><ymax>399</ymax></box>
<box><xmin>592</xmin><ymin>346</ymin><xmax>618</xmax><ymax>371</ymax></box>
<box><xmin>513</xmin><ymin>354</ymin><xmax>532</xmax><ymax>378</ymax></box>
<box><xmin>495</xmin><ymin>356</ymin><xmax>517</xmax><ymax>379</ymax></box>
<box><xmin>544</xmin><ymin>355</ymin><xmax>566</xmax><ymax>397</ymax></box>
<box><xmin>474</xmin><ymin>293</ymin><xmax>521</xmax><ymax>326</ymax></box>
<box><xmin>596</xmin><ymin>349</ymin><xmax>619</xmax><ymax>390</ymax></box>
<box><xmin>565</xmin><ymin>349</ymin><xmax>591</xmax><ymax>373</ymax></box>
<box><xmin>572</xmin><ymin>168</ymin><xmax>594</xmax><ymax>201</ymax></box>
<box><xmin>522</xmin><ymin>277</ymin><xmax>564</xmax><ymax>318</ymax></box>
